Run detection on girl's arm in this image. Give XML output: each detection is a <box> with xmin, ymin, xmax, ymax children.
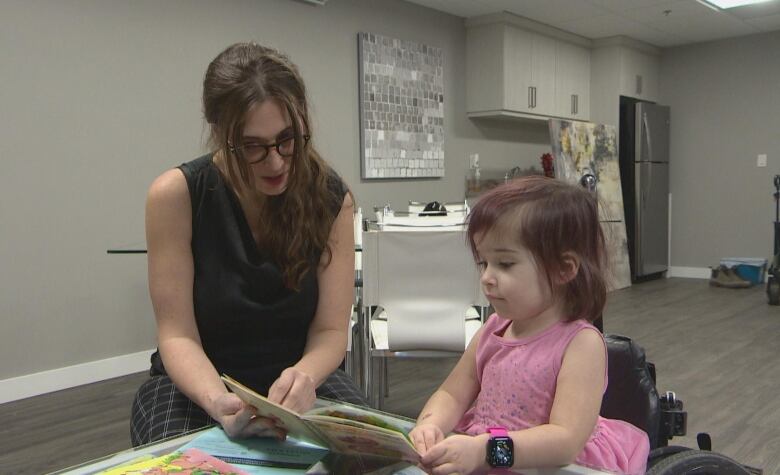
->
<box><xmin>410</xmin><ymin>327</ymin><xmax>483</xmax><ymax>452</ymax></box>
<box><xmin>147</xmin><ymin>170</ymin><xmax>281</xmax><ymax>438</ymax></box>
<box><xmin>267</xmin><ymin>194</ymin><xmax>355</xmax><ymax>412</ymax></box>
<box><xmin>421</xmin><ymin>328</ymin><xmax>605</xmax><ymax>473</ymax></box>
<box><xmin>507</xmin><ymin>327</ymin><xmax>606</xmax><ymax>467</ymax></box>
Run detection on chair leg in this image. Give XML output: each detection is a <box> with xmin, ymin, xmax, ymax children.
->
<box><xmin>370</xmin><ymin>356</ymin><xmax>386</xmax><ymax>410</ymax></box>
<box><xmin>344</xmin><ymin>350</ymin><xmax>353</xmax><ymax>378</ymax></box>
<box><xmin>383</xmin><ymin>357</ymin><xmax>389</xmax><ymax>399</ymax></box>
<box><xmin>365</xmin><ymin>359</ymin><xmax>372</xmax><ymax>406</ymax></box>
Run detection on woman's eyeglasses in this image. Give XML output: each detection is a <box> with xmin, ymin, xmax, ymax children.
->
<box><xmin>229</xmin><ymin>135</ymin><xmax>310</xmax><ymax>164</ymax></box>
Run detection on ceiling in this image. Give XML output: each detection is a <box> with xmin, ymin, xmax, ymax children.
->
<box><xmin>403</xmin><ymin>0</ymin><xmax>780</xmax><ymax>47</ymax></box>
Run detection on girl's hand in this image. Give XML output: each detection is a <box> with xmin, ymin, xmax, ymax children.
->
<box><xmin>213</xmin><ymin>392</ymin><xmax>286</xmax><ymax>439</ymax></box>
<box><xmin>420</xmin><ymin>434</ymin><xmax>488</xmax><ymax>475</ymax></box>
<box><xmin>410</xmin><ymin>423</ymin><xmax>445</xmax><ymax>455</ymax></box>
<box><xmin>268</xmin><ymin>366</ymin><xmax>316</xmax><ymax>414</ymax></box>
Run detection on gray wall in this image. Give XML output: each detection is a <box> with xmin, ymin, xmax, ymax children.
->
<box><xmin>0</xmin><ymin>0</ymin><xmax>552</xmax><ymax>381</ymax></box>
<box><xmin>659</xmin><ymin>31</ymin><xmax>780</xmax><ymax>268</ymax></box>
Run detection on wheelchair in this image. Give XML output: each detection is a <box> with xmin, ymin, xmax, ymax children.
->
<box><xmin>602</xmin><ymin>334</ymin><xmax>761</xmax><ymax>475</ymax></box>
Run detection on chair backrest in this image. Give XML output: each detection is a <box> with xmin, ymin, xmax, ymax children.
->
<box><xmin>600</xmin><ymin>334</ymin><xmax>661</xmax><ymax>449</ymax></box>
<box><xmin>362</xmin><ymin>229</ymin><xmax>484</xmax><ymax>351</ymax></box>
<box><xmin>408</xmin><ymin>200</ymin><xmax>469</xmax><ymax>218</ymax></box>
<box><xmin>378</xmin><ymin>213</ymin><xmax>466</xmax><ymax>231</ymax></box>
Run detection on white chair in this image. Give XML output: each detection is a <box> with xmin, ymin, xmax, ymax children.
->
<box><xmin>377</xmin><ymin>205</ymin><xmax>466</xmax><ymax>231</ymax></box>
<box><xmin>344</xmin><ymin>305</ymin><xmax>357</xmax><ymax>379</ymax></box>
<box><xmin>361</xmin><ymin>228</ymin><xmax>487</xmax><ymax>408</ymax></box>
<box><xmin>380</xmin><ymin>214</ymin><xmax>465</xmax><ymax>230</ymax></box>
<box><xmin>347</xmin><ymin>208</ymin><xmax>365</xmax><ymax>386</ymax></box>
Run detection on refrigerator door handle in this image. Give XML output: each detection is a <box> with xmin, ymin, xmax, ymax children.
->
<box><xmin>643</xmin><ymin>112</ymin><xmax>653</xmax><ymax>162</ymax></box>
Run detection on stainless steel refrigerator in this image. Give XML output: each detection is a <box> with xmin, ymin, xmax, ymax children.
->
<box><xmin>619</xmin><ymin>97</ymin><xmax>670</xmax><ymax>281</ymax></box>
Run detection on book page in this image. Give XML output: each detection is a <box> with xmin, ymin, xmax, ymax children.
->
<box><xmin>304</xmin><ymin>418</ymin><xmax>420</xmax><ymax>463</ymax></box>
<box><xmin>305</xmin><ymin>403</ymin><xmax>414</xmax><ymax>435</ymax></box>
<box><xmin>221</xmin><ymin>375</ymin><xmax>325</xmax><ymax>447</ymax></box>
<box><xmin>303</xmin><ymin>414</ymin><xmax>410</xmax><ymax>440</ymax></box>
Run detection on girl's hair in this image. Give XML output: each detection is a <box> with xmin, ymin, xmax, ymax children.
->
<box><xmin>467</xmin><ymin>176</ymin><xmax>608</xmax><ymax>321</ymax></box>
<box><xmin>203</xmin><ymin>42</ymin><xmax>346</xmax><ymax>289</ymax></box>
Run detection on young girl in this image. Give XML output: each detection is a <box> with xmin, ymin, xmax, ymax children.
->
<box><xmin>409</xmin><ymin>176</ymin><xmax>649</xmax><ymax>475</ymax></box>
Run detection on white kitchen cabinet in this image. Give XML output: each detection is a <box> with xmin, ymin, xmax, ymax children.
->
<box><xmin>531</xmin><ymin>33</ymin><xmax>558</xmax><ymax>116</ymax></box>
<box><xmin>466</xmin><ymin>15</ymin><xmax>590</xmax><ymax>121</ymax></box>
<box><xmin>619</xmin><ymin>46</ymin><xmax>659</xmax><ymax>102</ymax></box>
<box><xmin>555</xmin><ymin>41</ymin><xmax>590</xmax><ymax>120</ymax></box>
<box><xmin>590</xmin><ymin>39</ymin><xmax>661</xmax><ymax>127</ymax></box>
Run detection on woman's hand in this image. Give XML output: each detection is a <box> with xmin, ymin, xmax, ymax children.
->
<box><xmin>420</xmin><ymin>434</ymin><xmax>488</xmax><ymax>475</ymax></box>
<box><xmin>267</xmin><ymin>366</ymin><xmax>316</xmax><ymax>413</ymax></box>
<box><xmin>410</xmin><ymin>423</ymin><xmax>445</xmax><ymax>455</ymax></box>
<box><xmin>213</xmin><ymin>392</ymin><xmax>286</xmax><ymax>439</ymax></box>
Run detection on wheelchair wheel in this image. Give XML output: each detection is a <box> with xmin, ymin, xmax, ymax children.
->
<box><xmin>647</xmin><ymin>446</ymin><xmax>692</xmax><ymax>470</ymax></box>
<box><xmin>646</xmin><ymin>449</ymin><xmax>751</xmax><ymax>475</ymax></box>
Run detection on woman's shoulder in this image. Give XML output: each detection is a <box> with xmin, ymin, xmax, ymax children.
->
<box><xmin>324</xmin><ymin>166</ymin><xmax>347</xmax><ymax>196</ymax></box>
<box><xmin>147</xmin><ymin>155</ymin><xmax>215</xmax><ymax>214</ymax></box>
<box><xmin>322</xmin><ymin>166</ymin><xmax>352</xmax><ymax>211</ymax></box>
<box><xmin>146</xmin><ymin>168</ymin><xmax>192</xmax><ymax>241</ymax></box>
<box><xmin>148</xmin><ymin>167</ymin><xmax>189</xmax><ymax>208</ymax></box>
<box><xmin>178</xmin><ymin>154</ymin><xmax>215</xmax><ymax>178</ymax></box>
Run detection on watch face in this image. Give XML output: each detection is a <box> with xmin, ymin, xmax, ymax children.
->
<box><xmin>487</xmin><ymin>437</ymin><xmax>514</xmax><ymax>468</ymax></box>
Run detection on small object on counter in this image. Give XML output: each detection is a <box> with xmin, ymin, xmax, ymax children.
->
<box><xmin>541</xmin><ymin>152</ymin><xmax>555</xmax><ymax>178</ymax></box>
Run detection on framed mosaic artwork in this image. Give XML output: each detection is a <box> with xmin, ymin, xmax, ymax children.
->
<box><xmin>358</xmin><ymin>32</ymin><xmax>444</xmax><ymax>179</ymax></box>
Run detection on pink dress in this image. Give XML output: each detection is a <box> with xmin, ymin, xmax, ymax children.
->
<box><xmin>455</xmin><ymin>315</ymin><xmax>649</xmax><ymax>475</ymax></box>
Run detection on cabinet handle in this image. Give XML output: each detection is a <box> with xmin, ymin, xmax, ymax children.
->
<box><xmin>528</xmin><ymin>86</ymin><xmax>533</xmax><ymax>109</ymax></box>
<box><xmin>575</xmin><ymin>94</ymin><xmax>578</xmax><ymax>115</ymax></box>
<box><xmin>571</xmin><ymin>94</ymin><xmax>575</xmax><ymax>115</ymax></box>
<box><xmin>532</xmin><ymin>87</ymin><xmax>537</xmax><ymax>108</ymax></box>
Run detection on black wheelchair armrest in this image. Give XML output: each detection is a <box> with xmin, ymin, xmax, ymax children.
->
<box><xmin>660</xmin><ymin>391</ymin><xmax>687</xmax><ymax>439</ymax></box>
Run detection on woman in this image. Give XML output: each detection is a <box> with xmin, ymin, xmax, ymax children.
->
<box><xmin>130</xmin><ymin>42</ymin><xmax>366</xmax><ymax>446</ymax></box>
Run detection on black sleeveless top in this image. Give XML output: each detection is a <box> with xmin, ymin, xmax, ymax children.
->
<box><xmin>151</xmin><ymin>154</ymin><xmax>347</xmax><ymax>394</ymax></box>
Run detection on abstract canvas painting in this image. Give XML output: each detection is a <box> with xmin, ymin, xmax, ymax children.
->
<box><xmin>358</xmin><ymin>32</ymin><xmax>444</xmax><ymax>179</ymax></box>
<box><xmin>548</xmin><ymin>120</ymin><xmax>631</xmax><ymax>290</ymax></box>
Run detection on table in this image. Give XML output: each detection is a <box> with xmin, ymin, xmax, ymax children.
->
<box><xmin>52</xmin><ymin>423</ymin><xmax>613</xmax><ymax>475</ymax></box>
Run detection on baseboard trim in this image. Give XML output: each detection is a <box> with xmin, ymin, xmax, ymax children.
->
<box><xmin>668</xmin><ymin>266</ymin><xmax>710</xmax><ymax>279</ymax></box>
<box><xmin>0</xmin><ymin>349</ymin><xmax>154</xmax><ymax>404</ymax></box>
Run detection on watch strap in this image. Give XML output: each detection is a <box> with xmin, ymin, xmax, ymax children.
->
<box><xmin>487</xmin><ymin>426</ymin><xmax>509</xmax><ymax>437</ymax></box>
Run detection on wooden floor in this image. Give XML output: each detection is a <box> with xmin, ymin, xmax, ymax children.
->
<box><xmin>1</xmin><ymin>278</ymin><xmax>778</xmax><ymax>474</ymax></box>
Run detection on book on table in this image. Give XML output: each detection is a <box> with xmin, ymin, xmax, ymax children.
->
<box><xmin>221</xmin><ymin>375</ymin><xmax>420</xmax><ymax>463</ymax></box>
<box><xmin>99</xmin><ymin>447</ymin><xmax>248</xmax><ymax>474</ymax></box>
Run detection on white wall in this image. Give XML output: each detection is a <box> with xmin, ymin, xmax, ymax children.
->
<box><xmin>0</xmin><ymin>0</ymin><xmax>552</xmax><ymax>389</ymax></box>
<box><xmin>659</xmin><ymin>30</ymin><xmax>780</xmax><ymax>268</ymax></box>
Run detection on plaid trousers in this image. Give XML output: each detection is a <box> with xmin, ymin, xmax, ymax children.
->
<box><xmin>130</xmin><ymin>368</ymin><xmax>367</xmax><ymax>447</ymax></box>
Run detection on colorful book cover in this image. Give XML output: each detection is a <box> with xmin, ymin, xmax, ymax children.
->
<box><xmin>100</xmin><ymin>447</ymin><xmax>248</xmax><ymax>475</ymax></box>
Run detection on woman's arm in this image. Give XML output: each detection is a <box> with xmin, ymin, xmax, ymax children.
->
<box><xmin>410</xmin><ymin>327</ymin><xmax>483</xmax><ymax>453</ymax></box>
<box><xmin>267</xmin><ymin>193</ymin><xmax>355</xmax><ymax>412</ymax></box>
<box><xmin>147</xmin><ymin>169</ymin><xmax>223</xmax><ymax>412</ymax></box>
<box><xmin>146</xmin><ymin>169</ymin><xmax>281</xmax><ymax>438</ymax></box>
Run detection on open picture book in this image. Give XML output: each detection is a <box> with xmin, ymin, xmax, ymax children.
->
<box><xmin>221</xmin><ymin>375</ymin><xmax>420</xmax><ymax>463</ymax></box>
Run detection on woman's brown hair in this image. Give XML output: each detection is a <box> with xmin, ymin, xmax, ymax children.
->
<box><xmin>467</xmin><ymin>176</ymin><xmax>608</xmax><ymax>321</ymax></box>
<box><xmin>203</xmin><ymin>42</ymin><xmax>347</xmax><ymax>289</ymax></box>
